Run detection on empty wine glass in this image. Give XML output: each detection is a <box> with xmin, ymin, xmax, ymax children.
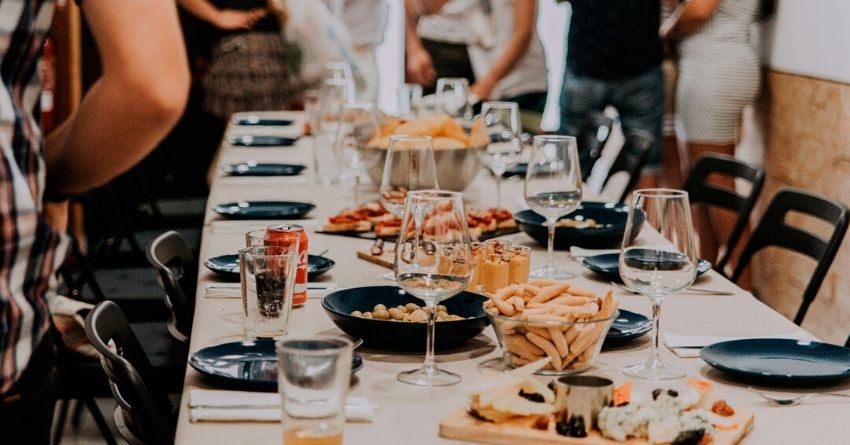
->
<box><xmin>395</xmin><ymin>190</ymin><xmax>473</xmax><ymax>386</ymax></box>
<box><xmin>435</xmin><ymin>77</ymin><xmax>471</xmax><ymax>119</ymax></box>
<box><xmin>378</xmin><ymin>135</ymin><xmax>440</xmax><ymax>280</ymax></box>
<box><xmin>479</xmin><ymin>101</ymin><xmax>523</xmax><ymax>208</ymax></box>
<box><xmin>524</xmin><ymin>135</ymin><xmax>582</xmax><ymax>279</ymax></box>
<box><xmin>620</xmin><ymin>189</ymin><xmax>698</xmax><ymax>380</ymax></box>
<box><xmin>333</xmin><ymin>103</ymin><xmax>381</xmax><ymax>205</ymax></box>
<box><xmin>399</xmin><ymin>83</ymin><xmax>424</xmax><ymax>117</ymax></box>
<box><xmin>313</xmin><ymin>78</ymin><xmax>354</xmax><ymax>185</ymax></box>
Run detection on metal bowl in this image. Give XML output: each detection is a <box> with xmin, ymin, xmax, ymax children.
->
<box><xmin>364</xmin><ymin>145</ymin><xmax>483</xmax><ymax>192</ymax></box>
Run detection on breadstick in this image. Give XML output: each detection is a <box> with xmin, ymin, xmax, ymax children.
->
<box><xmin>528</xmin><ymin>283</ymin><xmax>571</xmax><ymax>304</ymax></box>
<box><xmin>565</xmin><ymin>325</ymin><xmax>580</xmax><ymax>343</ymax></box>
<box><xmin>504</xmin><ymin>334</ymin><xmax>544</xmax><ymax>360</ymax></box>
<box><xmin>526</xmin><ymin>326</ymin><xmax>550</xmax><ymax>339</ymax></box>
<box><xmin>519</xmin><ymin>284</ymin><xmax>542</xmax><ymax>296</ymax></box>
<box><xmin>548</xmin><ymin>326</ymin><xmax>569</xmax><ymax>357</ymax></box>
<box><xmin>526</xmin><ymin>314</ymin><xmax>570</xmax><ymax>324</ymax></box>
<box><xmin>566</xmin><ymin>286</ymin><xmax>596</xmax><ymax>297</ymax></box>
<box><xmin>486</xmin><ymin>292</ymin><xmax>515</xmax><ymax>316</ymax></box>
<box><xmin>526</xmin><ymin>332</ymin><xmax>562</xmax><ymax>370</ymax></box>
<box><xmin>549</xmin><ymin>303</ymin><xmax>599</xmax><ymax>318</ymax></box>
<box><xmin>529</xmin><ymin>278</ymin><xmax>558</xmax><ymax>287</ymax></box>
<box><xmin>508</xmin><ymin>296</ymin><xmax>525</xmax><ymax>311</ymax></box>
<box><xmin>494</xmin><ymin>285</ymin><xmax>522</xmax><ymax>301</ymax></box>
<box><xmin>599</xmin><ymin>290</ymin><xmax>615</xmax><ymax>318</ymax></box>
<box><xmin>510</xmin><ymin>356</ymin><xmax>533</xmax><ymax>367</ymax></box>
<box><xmin>565</xmin><ymin>328</ymin><xmax>600</xmax><ymax>363</ymax></box>
<box><xmin>541</xmin><ymin>296</ymin><xmax>594</xmax><ymax>307</ymax></box>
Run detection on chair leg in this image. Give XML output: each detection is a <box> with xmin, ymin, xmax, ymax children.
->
<box><xmin>84</xmin><ymin>397</ymin><xmax>119</xmax><ymax>445</ymax></box>
<box><xmin>52</xmin><ymin>399</ymin><xmax>71</xmax><ymax>445</ymax></box>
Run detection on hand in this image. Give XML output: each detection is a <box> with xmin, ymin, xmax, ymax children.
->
<box><xmin>470</xmin><ymin>81</ymin><xmax>494</xmax><ymax>102</ymax></box>
<box><xmin>405</xmin><ymin>46</ymin><xmax>436</xmax><ymax>87</ymax></box>
<box><xmin>43</xmin><ymin>201</ymin><xmax>69</xmax><ymax>233</ymax></box>
<box><xmin>213</xmin><ymin>8</ymin><xmax>267</xmax><ymax>30</ymax></box>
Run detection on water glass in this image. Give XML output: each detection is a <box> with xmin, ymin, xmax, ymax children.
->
<box><xmin>239</xmin><ymin>245</ymin><xmax>298</xmax><ymax>340</ymax></box>
<box><xmin>435</xmin><ymin>77</ymin><xmax>471</xmax><ymax>119</ymax></box>
<box><xmin>479</xmin><ymin>101</ymin><xmax>523</xmax><ymax>208</ymax></box>
<box><xmin>277</xmin><ymin>337</ymin><xmax>352</xmax><ymax>445</ymax></box>
<box><xmin>314</xmin><ymin>78</ymin><xmax>354</xmax><ymax>185</ymax></box>
<box><xmin>323</xmin><ymin>61</ymin><xmax>353</xmax><ymax>83</ymax></box>
<box><xmin>333</xmin><ymin>102</ymin><xmax>381</xmax><ymax>205</ymax></box>
<box><xmin>619</xmin><ymin>189</ymin><xmax>698</xmax><ymax>380</ymax></box>
<box><xmin>398</xmin><ymin>83</ymin><xmax>424</xmax><ymax>117</ymax></box>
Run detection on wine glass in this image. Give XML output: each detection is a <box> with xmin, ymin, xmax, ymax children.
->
<box><xmin>378</xmin><ymin>135</ymin><xmax>440</xmax><ymax>280</ymax></box>
<box><xmin>619</xmin><ymin>189</ymin><xmax>698</xmax><ymax>380</ymax></box>
<box><xmin>524</xmin><ymin>135</ymin><xmax>582</xmax><ymax>279</ymax></box>
<box><xmin>313</xmin><ymin>78</ymin><xmax>354</xmax><ymax>185</ymax></box>
<box><xmin>395</xmin><ymin>190</ymin><xmax>473</xmax><ymax>386</ymax></box>
<box><xmin>435</xmin><ymin>77</ymin><xmax>471</xmax><ymax>119</ymax></box>
<box><xmin>479</xmin><ymin>101</ymin><xmax>523</xmax><ymax>208</ymax></box>
<box><xmin>333</xmin><ymin>103</ymin><xmax>381</xmax><ymax>205</ymax></box>
<box><xmin>398</xmin><ymin>83</ymin><xmax>424</xmax><ymax>117</ymax></box>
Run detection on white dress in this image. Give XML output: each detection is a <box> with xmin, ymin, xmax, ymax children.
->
<box><xmin>675</xmin><ymin>0</ymin><xmax>761</xmax><ymax>143</ymax></box>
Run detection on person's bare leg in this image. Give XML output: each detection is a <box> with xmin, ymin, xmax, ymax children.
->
<box><xmin>661</xmin><ymin>134</ymin><xmax>682</xmax><ymax>188</ymax></box>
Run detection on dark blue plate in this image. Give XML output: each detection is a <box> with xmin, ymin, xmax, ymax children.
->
<box><xmin>233</xmin><ymin>116</ymin><xmax>294</xmax><ymax>126</ymax></box>
<box><xmin>514</xmin><ymin>202</ymin><xmax>634</xmax><ymax>249</ymax></box>
<box><xmin>213</xmin><ymin>201</ymin><xmax>315</xmax><ymax>220</ymax></box>
<box><xmin>502</xmin><ymin>163</ymin><xmax>527</xmax><ymax>178</ymax></box>
<box><xmin>701</xmin><ymin>339</ymin><xmax>850</xmax><ymax>385</ymax></box>
<box><xmin>223</xmin><ymin>162</ymin><xmax>306</xmax><ymax>176</ymax></box>
<box><xmin>204</xmin><ymin>254</ymin><xmax>335</xmax><ymax>281</ymax></box>
<box><xmin>604</xmin><ymin>309</ymin><xmax>652</xmax><ymax>346</ymax></box>
<box><xmin>189</xmin><ymin>340</ymin><xmax>363</xmax><ymax>390</ymax></box>
<box><xmin>582</xmin><ymin>252</ymin><xmax>712</xmax><ymax>283</ymax></box>
<box><xmin>322</xmin><ymin>286</ymin><xmax>489</xmax><ymax>350</ymax></box>
<box><xmin>228</xmin><ymin>135</ymin><xmax>298</xmax><ymax>147</ymax></box>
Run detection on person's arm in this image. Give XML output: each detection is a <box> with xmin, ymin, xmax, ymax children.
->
<box><xmin>659</xmin><ymin>0</ymin><xmax>720</xmax><ymax>42</ymax></box>
<box><xmin>177</xmin><ymin>0</ymin><xmax>267</xmax><ymax>30</ymax></box>
<box><xmin>44</xmin><ymin>0</ymin><xmax>190</xmax><ymax>196</ymax></box>
<box><xmin>470</xmin><ymin>0</ymin><xmax>536</xmax><ymax>101</ymax></box>
<box><xmin>404</xmin><ymin>0</ymin><xmax>450</xmax><ymax>86</ymax></box>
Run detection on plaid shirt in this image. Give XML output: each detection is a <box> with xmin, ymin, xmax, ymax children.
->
<box><xmin>0</xmin><ymin>0</ymin><xmax>68</xmax><ymax>394</ymax></box>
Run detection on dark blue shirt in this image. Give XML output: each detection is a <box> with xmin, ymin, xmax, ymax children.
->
<box><xmin>566</xmin><ymin>0</ymin><xmax>662</xmax><ymax>80</ymax></box>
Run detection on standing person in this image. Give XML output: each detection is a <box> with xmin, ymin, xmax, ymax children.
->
<box><xmin>661</xmin><ymin>0</ymin><xmax>761</xmax><ymax>262</ymax></box>
<box><xmin>324</xmin><ymin>0</ymin><xmax>389</xmax><ymax>103</ymax></box>
<box><xmin>405</xmin><ymin>0</ymin><xmax>548</xmax><ymax>113</ymax></box>
<box><xmin>557</xmin><ymin>0</ymin><xmax>665</xmax><ymax>184</ymax></box>
<box><xmin>0</xmin><ymin>0</ymin><xmax>189</xmax><ymax>442</ymax></box>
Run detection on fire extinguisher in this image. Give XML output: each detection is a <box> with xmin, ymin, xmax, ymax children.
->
<box><xmin>41</xmin><ymin>37</ymin><xmax>56</xmax><ymax>132</ymax></box>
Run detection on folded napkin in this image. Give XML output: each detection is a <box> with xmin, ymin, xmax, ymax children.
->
<box><xmin>664</xmin><ymin>331</ymin><xmax>812</xmax><ymax>358</ymax></box>
<box><xmin>569</xmin><ymin>246</ymin><xmax>619</xmax><ymax>258</ymax></box>
<box><xmin>205</xmin><ymin>282</ymin><xmax>338</xmax><ymax>299</ymax></box>
<box><xmin>188</xmin><ymin>390</ymin><xmax>376</xmax><ymax>423</ymax></box>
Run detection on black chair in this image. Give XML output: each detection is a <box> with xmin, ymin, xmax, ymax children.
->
<box><xmin>681</xmin><ymin>153</ymin><xmax>765</xmax><ymax>272</ymax></box>
<box><xmin>146</xmin><ymin>231</ymin><xmax>197</xmax><ymax>343</ymax></box>
<box><xmin>85</xmin><ymin>301</ymin><xmax>176</xmax><ymax>444</ymax></box>
<box><xmin>575</xmin><ymin>111</ymin><xmax>614</xmax><ymax>181</ymax></box>
<box><xmin>599</xmin><ymin>130</ymin><xmax>655</xmax><ymax>204</ymax></box>
<box><xmin>728</xmin><ymin>188</ymin><xmax>850</xmax><ymax>326</ymax></box>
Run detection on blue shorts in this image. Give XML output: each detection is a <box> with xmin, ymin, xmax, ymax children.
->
<box><xmin>558</xmin><ymin>66</ymin><xmax>664</xmax><ymax>171</ymax></box>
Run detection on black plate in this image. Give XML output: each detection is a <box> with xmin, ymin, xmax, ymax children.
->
<box><xmin>223</xmin><ymin>162</ymin><xmax>306</xmax><ymax>176</ymax></box>
<box><xmin>582</xmin><ymin>252</ymin><xmax>712</xmax><ymax>283</ymax></box>
<box><xmin>189</xmin><ymin>340</ymin><xmax>363</xmax><ymax>390</ymax></box>
<box><xmin>701</xmin><ymin>339</ymin><xmax>850</xmax><ymax>385</ymax></box>
<box><xmin>514</xmin><ymin>202</ymin><xmax>633</xmax><ymax>249</ymax></box>
<box><xmin>322</xmin><ymin>286</ymin><xmax>489</xmax><ymax>350</ymax></box>
<box><xmin>502</xmin><ymin>163</ymin><xmax>527</xmax><ymax>178</ymax></box>
<box><xmin>233</xmin><ymin>116</ymin><xmax>294</xmax><ymax>126</ymax></box>
<box><xmin>227</xmin><ymin>135</ymin><xmax>298</xmax><ymax>147</ymax></box>
<box><xmin>604</xmin><ymin>309</ymin><xmax>652</xmax><ymax>346</ymax></box>
<box><xmin>204</xmin><ymin>254</ymin><xmax>335</xmax><ymax>281</ymax></box>
<box><xmin>213</xmin><ymin>201</ymin><xmax>315</xmax><ymax>220</ymax></box>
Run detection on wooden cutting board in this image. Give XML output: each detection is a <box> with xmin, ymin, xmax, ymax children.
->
<box><xmin>439</xmin><ymin>395</ymin><xmax>754</xmax><ymax>445</ymax></box>
<box><xmin>357</xmin><ymin>249</ymin><xmax>394</xmax><ymax>269</ymax></box>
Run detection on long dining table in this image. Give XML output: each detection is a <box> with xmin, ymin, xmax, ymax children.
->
<box><xmin>175</xmin><ymin>111</ymin><xmax>850</xmax><ymax>444</ymax></box>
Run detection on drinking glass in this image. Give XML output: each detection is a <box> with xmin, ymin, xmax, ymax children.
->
<box><xmin>435</xmin><ymin>77</ymin><xmax>471</xmax><ymax>119</ymax></box>
<box><xmin>378</xmin><ymin>135</ymin><xmax>440</xmax><ymax>280</ymax></box>
<box><xmin>333</xmin><ymin>102</ymin><xmax>381</xmax><ymax>205</ymax></box>
<box><xmin>278</xmin><ymin>337</ymin><xmax>352</xmax><ymax>445</ymax></box>
<box><xmin>479</xmin><ymin>101</ymin><xmax>523</xmax><ymax>208</ymax></box>
<box><xmin>395</xmin><ymin>190</ymin><xmax>473</xmax><ymax>386</ymax></box>
<box><xmin>239</xmin><ymin>245</ymin><xmax>298</xmax><ymax>340</ymax></box>
<box><xmin>323</xmin><ymin>61</ymin><xmax>353</xmax><ymax>83</ymax></box>
<box><xmin>313</xmin><ymin>78</ymin><xmax>354</xmax><ymax>185</ymax></box>
<box><xmin>524</xmin><ymin>135</ymin><xmax>582</xmax><ymax>279</ymax></box>
<box><xmin>619</xmin><ymin>189</ymin><xmax>698</xmax><ymax>380</ymax></box>
<box><xmin>398</xmin><ymin>83</ymin><xmax>424</xmax><ymax>117</ymax></box>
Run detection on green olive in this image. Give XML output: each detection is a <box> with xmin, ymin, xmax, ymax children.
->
<box><xmin>351</xmin><ymin>310</ymin><xmax>363</xmax><ymax>318</ymax></box>
<box><xmin>362</xmin><ymin>312</ymin><xmax>373</xmax><ymax>319</ymax></box>
<box><xmin>373</xmin><ymin>304</ymin><xmax>387</xmax><ymax>312</ymax></box>
<box><xmin>409</xmin><ymin>309</ymin><xmax>428</xmax><ymax>323</ymax></box>
<box><xmin>388</xmin><ymin>308</ymin><xmax>404</xmax><ymax>320</ymax></box>
<box><xmin>405</xmin><ymin>303</ymin><xmax>419</xmax><ymax>313</ymax></box>
<box><xmin>373</xmin><ymin>309</ymin><xmax>390</xmax><ymax>320</ymax></box>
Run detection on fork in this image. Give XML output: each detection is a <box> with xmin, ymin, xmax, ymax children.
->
<box><xmin>609</xmin><ymin>281</ymin><xmax>735</xmax><ymax>296</ymax></box>
<box><xmin>748</xmin><ymin>387</ymin><xmax>850</xmax><ymax>406</ymax></box>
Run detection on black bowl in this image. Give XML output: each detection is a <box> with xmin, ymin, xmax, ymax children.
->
<box><xmin>514</xmin><ymin>202</ymin><xmax>634</xmax><ymax>249</ymax></box>
<box><xmin>321</xmin><ymin>286</ymin><xmax>489</xmax><ymax>350</ymax></box>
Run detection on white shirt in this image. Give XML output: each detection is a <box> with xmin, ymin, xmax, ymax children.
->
<box><xmin>324</xmin><ymin>0</ymin><xmax>389</xmax><ymax>48</ymax></box>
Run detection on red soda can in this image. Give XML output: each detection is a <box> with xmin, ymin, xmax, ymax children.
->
<box><xmin>265</xmin><ymin>224</ymin><xmax>308</xmax><ymax>305</ymax></box>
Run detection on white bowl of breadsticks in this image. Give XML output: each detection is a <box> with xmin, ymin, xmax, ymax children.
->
<box><xmin>484</xmin><ymin>279</ymin><xmax>619</xmax><ymax>375</ymax></box>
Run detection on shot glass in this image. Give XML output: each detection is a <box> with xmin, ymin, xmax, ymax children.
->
<box><xmin>277</xmin><ymin>337</ymin><xmax>353</xmax><ymax>445</ymax></box>
<box><xmin>554</xmin><ymin>375</ymin><xmax>614</xmax><ymax>437</ymax></box>
<box><xmin>239</xmin><ymin>245</ymin><xmax>297</xmax><ymax>340</ymax></box>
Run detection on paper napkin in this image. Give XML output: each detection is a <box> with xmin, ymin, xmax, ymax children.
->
<box><xmin>188</xmin><ymin>389</ymin><xmax>376</xmax><ymax>423</ymax></box>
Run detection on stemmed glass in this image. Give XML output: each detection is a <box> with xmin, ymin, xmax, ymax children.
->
<box><xmin>524</xmin><ymin>135</ymin><xmax>582</xmax><ymax>279</ymax></box>
<box><xmin>314</xmin><ymin>78</ymin><xmax>355</xmax><ymax>185</ymax></box>
<box><xmin>333</xmin><ymin>103</ymin><xmax>381</xmax><ymax>205</ymax></box>
<box><xmin>395</xmin><ymin>190</ymin><xmax>473</xmax><ymax>386</ymax></box>
<box><xmin>399</xmin><ymin>83</ymin><xmax>424</xmax><ymax>117</ymax></box>
<box><xmin>479</xmin><ymin>101</ymin><xmax>523</xmax><ymax>208</ymax></box>
<box><xmin>619</xmin><ymin>189</ymin><xmax>698</xmax><ymax>380</ymax></box>
<box><xmin>435</xmin><ymin>77</ymin><xmax>471</xmax><ymax>119</ymax></box>
<box><xmin>379</xmin><ymin>135</ymin><xmax>440</xmax><ymax>280</ymax></box>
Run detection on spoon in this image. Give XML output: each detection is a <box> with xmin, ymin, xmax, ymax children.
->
<box><xmin>749</xmin><ymin>387</ymin><xmax>850</xmax><ymax>406</ymax></box>
<box><xmin>609</xmin><ymin>281</ymin><xmax>735</xmax><ymax>296</ymax></box>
